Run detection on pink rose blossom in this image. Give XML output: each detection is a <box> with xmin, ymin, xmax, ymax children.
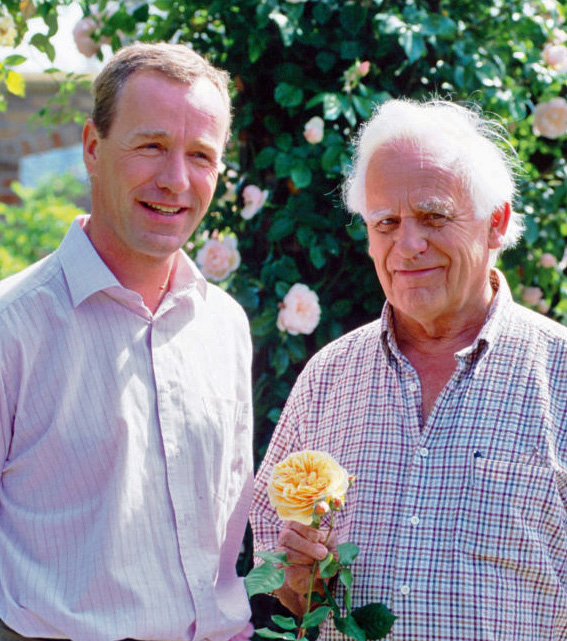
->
<box><xmin>228</xmin><ymin>622</ymin><xmax>254</xmax><ymax>641</ymax></box>
<box><xmin>73</xmin><ymin>16</ymin><xmax>110</xmax><ymax>57</ymax></box>
<box><xmin>277</xmin><ymin>283</ymin><xmax>321</xmax><ymax>335</ymax></box>
<box><xmin>552</xmin><ymin>29</ymin><xmax>567</xmax><ymax>45</ymax></box>
<box><xmin>303</xmin><ymin>116</ymin><xmax>325</xmax><ymax>144</ymax></box>
<box><xmin>241</xmin><ymin>185</ymin><xmax>268</xmax><ymax>220</ymax></box>
<box><xmin>356</xmin><ymin>61</ymin><xmax>371</xmax><ymax>77</ymax></box>
<box><xmin>543</xmin><ymin>43</ymin><xmax>567</xmax><ymax>71</ymax></box>
<box><xmin>533</xmin><ymin>97</ymin><xmax>567</xmax><ymax>139</ymax></box>
<box><xmin>73</xmin><ymin>17</ymin><xmax>101</xmax><ymax>57</ymax></box>
<box><xmin>539</xmin><ymin>253</ymin><xmax>557</xmax><ymax>268</ymax></box>
<box><xmin>521</xmin><ymin>286</ymin><xmax>544</xmax><ymax>307</ymax></box>
<box><xmin>196</xmin><ymin>236</ymin><xmax>241</xmax><ymax>281</ymax></box>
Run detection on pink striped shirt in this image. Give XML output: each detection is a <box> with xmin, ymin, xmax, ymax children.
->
<box><xmin>0</xmin><ymin>217</ymin><xmax>253</xmax><ymax>641</ymax></box>
<box><xmin>251</xmin><ymin>271</ymin><xmax>567</xmax><ymax>640</ymax></box>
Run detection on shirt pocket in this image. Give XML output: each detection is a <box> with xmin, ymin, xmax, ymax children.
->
<box><xmin>457</xmin><ymin>456</ymin><xmax>567</xmax><ymax>584</ymax></box>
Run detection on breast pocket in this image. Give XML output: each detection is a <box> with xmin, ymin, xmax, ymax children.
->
<box><xmin>457</xmin><ymin>456</ymin><xmax>567</xmax><ymax>584</ymax></box>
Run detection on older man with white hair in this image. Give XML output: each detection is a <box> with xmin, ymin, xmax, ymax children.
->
<box><xmin>251</xmin><ymin>99</ymin><xmax>567</xmax><ymax>640</ymax></box>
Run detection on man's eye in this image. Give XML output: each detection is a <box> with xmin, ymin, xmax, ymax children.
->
<box><xmin>376</xmin><ymin>218</ymin><xmax>398</xmax><ymax>231</ymax></box>
<box><xmin>424</xmin><ymin>212</ymin><xmax>449</xmax><ymax>225</ymax></box>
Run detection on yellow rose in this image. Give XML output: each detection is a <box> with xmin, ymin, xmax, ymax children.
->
<box><xmin>268</xmin><ymin>450</ymin><xmax>350</xmax><ymax>526</ymax></box>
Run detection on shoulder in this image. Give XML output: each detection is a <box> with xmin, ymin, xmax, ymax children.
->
<box><xmin>506</xmin><ymin>302</ymin><xmax>567</xmax><ymax>346</ymax></box>
<box><xmin>0</xmin><ymin>253</ymin><xmax>63</xmax><ymax>318</ymax></box>
<box><xmin>203</xmin><ymin>281</ymin><xmax>250</xmax><ymax>328</ymax></box>
<box><xmin>301</xmin><ymin>318</ymin><xmax>382</xmax><ymax>383</ymax></box>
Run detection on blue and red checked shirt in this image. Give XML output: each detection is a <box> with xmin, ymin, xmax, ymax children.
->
<box><xmin>250</xmin><ymin>270</ymin><xmax>567</xmax><ymax>641</ymax></box>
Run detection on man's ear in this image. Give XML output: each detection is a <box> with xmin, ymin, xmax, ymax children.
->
<box><xmin>488</xmin><ymin>202</ymin><xmax>511</xmax><ymax>250</ymax></box>
<box><xmin>82</xmin><ymin>119</ymin><xmax>101</xmax><ymax>177</ymax></box>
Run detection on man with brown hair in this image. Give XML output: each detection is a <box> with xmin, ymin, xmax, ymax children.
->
<box><xmin>0</xmin><ymin>43</ymin><xmax>253</xmax><ymax>641</ymax></box>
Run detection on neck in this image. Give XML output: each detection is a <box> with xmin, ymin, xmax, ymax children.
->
<box><xmin>84</xmin><ymin>219</ymin><xmax>175</xmax><ymax>314</ymax></box>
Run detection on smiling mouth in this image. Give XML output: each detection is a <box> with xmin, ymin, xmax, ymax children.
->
<box><xmin>143</xmin><ymin>202</ymin><xmax>185</xmax><ymax>216</ymax></box>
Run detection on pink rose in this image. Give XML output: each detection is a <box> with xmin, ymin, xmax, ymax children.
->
<box><xmin>228</xmin><ymin>622</ymin><xmax>254</xmax><ymax>641</ymax></box>
<box><xmin>303</xmin><ymin>116</ymin><xmax>325</xmax><ymax>144</ymax></box>
<box><xmin>277</xmin><ymin>283</ymin><xmax>321</xmax><ymax>335</ymax></box>
<box><xmin>533</xmin><ymin>97</ymin><xmax>567</xmax><ymax>139</ymax></box>
<box><xmin>539</xmin><ymin>253</ymin><xmax>557</xmax><ymax>268</ymax></box>
<box><xmin>521</xmin><ymin>286</ymin><xmax>544</xmax><ymax>307</ymax></box>
<box><xmin>552</xmin><ymin>29</ymin><xmax>567</xmax><ymax>45</ymax></box>
<box><xmin>196</xmin><ymin>236</ymin><xmax>241</xmax><ymax>281</ymax></box>
<box><xmin>73</xmin><ymin>17</ymin><xmax>101</xmax><ymax>57</ymax></box>
<box><xmin>356</xmin><ymin>61</ymin><xmax>371</xmax><ymax>77</ymax></box>
<box><xmin>543</xmin><ymin>43</ymin><xmax>567</xmax><ymax>71</ymax></box>
<box><xmin>241</xmin><ymin>185</ymin><xmax>268</xmax><ymax>220</ymax></box>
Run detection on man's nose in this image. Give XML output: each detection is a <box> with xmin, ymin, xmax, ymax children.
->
<box><xmin>394</xmin><ymin>217</ymin><xmax>428</xmax><ymax>258</ymax></box>
<box><xmin>156</xmin><ymin>151</ymin><xmax>190</xmax><ymax>193</ymax></box>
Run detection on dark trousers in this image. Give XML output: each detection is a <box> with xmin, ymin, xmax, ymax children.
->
<box><xmin>0</xmin><ymin>619</ymin><xmax>139</xmax><ymax>641</ymax></box>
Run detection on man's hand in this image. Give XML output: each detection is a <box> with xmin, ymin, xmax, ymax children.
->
<box><xmin>274</xmin><ymin>521</ymin><xmax>339</xmax><ymax>616</ymax></box>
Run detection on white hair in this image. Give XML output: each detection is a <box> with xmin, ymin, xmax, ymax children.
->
<box><xmin>343</xmin><ymin>99</ymin><xmax>524</xmax><ymax>256</ymax></box>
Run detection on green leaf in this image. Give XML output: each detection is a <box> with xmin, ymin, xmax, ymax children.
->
<box><xmin>524</xmin><ymin>216</ymin><xmax>539</xmax><ymax>245</ymax></box>
<box><xmin>339</xmin><ymin>567</ymin><xmax>353</xmax><ymax>589</ymax></box>
<box><xmin>285</xmin><ymin>335</ymin><xmax>307</xmax><ymax>362</ymax></box>
<box><xmin>268</xmin><ymin>216</ymin><xmax>295</xmax><ymax>242</ymax></box>
<box><xmin>6</xmin><ymin>71</ymin><xmax>25</xmax><ymax>98</ymax></box>
<box><xmin>257</xmin><ymin>550</ymin><xmax>289</xmax><ymax>565</ymax></box>
<box><xmin>323</xmin><ymin>94</ymin><xmax>342</xmax><ymax>120</ymax></box>
<box><xmin>319</xmin><ymin>555</ymin><xmax>339</xmax><ymax>578</ymax></box>
<box><xmin>291</xmin><ymin>165</ymin><xmax>312</xmax><ymax>189</ymax></box>
<box><xmin>309</xmin><ymin>244</ymin><xmax>326</xmax><ymax>270</ymax></box>
<box><xmin>352</xmin><ymin>603</ymin><xmax>397</xmax><ymax>640</ymax></box>
<box><xmin>132</xmin><ymin>3</ymin><xmax>150</xmax><ymax>21</ymax></box>
<box><xmin>255</xmin><ymin>628</ymin><xmax>296</xmax><ymax>640</ymax></box>
<box><xmin>244</xmin><ymin>563</ymin><xmax>285</xmax><ymax>597</ymax></box>
<box><xmin>316</xmin><ymin>51</ymin><xmax>337</xmax><ymax>72</ymax></box>
<box><xmin>302</xmin><ymin>606</ymin><xmax>332</xmax><ymax>628</ymax></box>
<box><xmin>267</xmin><ymin>408</ymin><xmax>282</xmax><ymax>424</ymax></box>
<box><xmin>251</xmin><ymin>308</ymin><xmax>278</xmax><ymax>337</ymax></box>
<box><xmin>337</xmin><ymin>542</ymin><xmax>360</xmax><ymax>565</ymax></box>
<box><xmin>334</xmin><ymin>615</ymin><xmax>367</xmax><ymax>641</ymax></box>
<box><xmin>272</xmin><ymin>345</ymin><xmax>290</xmax><ymax>376</ymax></box>
<box><xmin>275</xmin><ymin>83</ymin><xmax>304</xmax><ymax>108</ymax></box>
<box><xmin>3</xmin><ymin>55</ymin><xmax>27</xmax><ymax>67</ymax></box>
<box><xmin>271</xmin><ymin>615</ymin><xmax>298</xmax><ymax>631</ymax></box>
<box><xmin>255</xmin><ymin>147</ymin><xmax>277</xmax><ymax>170</ymax></box>
<box><xmin>275</xmin><ymin>152</ymin><xmax>293</xmax><ymax>178</ymax></box>
<box><xmin>29</xmin><ymin>33</ymin><xmax>56</xmax><ymax>62</ymax></box>
<box><xmin>399</xmin><ymin>30</ymin><xmax>426</xmax><ymax>63</ymax></box>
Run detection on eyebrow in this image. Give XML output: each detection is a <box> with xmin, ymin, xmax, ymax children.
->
<box><xmin>413</xmin><ymin>198</ymin><xmax>455</xmax><ymax>214</ymax></box>
<box><xmin>366</xmin><ymin>208</ymin><xmax>394</xmax><ymax>222</ymax></box>
<box><xmin>128</xmin><ymin>130</ymin><xmax>221</xmax><ymax>159</ymax></box>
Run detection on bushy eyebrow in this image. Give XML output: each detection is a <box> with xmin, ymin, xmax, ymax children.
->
<box><xmin>366</xmin><ymin>208</ymin><xmax>394</xmax><ymax>222</ymax></box>
<box><xmin>412</xmin><ymin>197</ymin><xmax>455</xmax><ymax>214</ymax></box>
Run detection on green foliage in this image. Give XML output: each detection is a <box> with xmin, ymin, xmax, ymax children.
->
<box><xmin>0</xmin><ymin>177</ymin><xmax>87</xmax><ymax>279</ymax></box>
<box><xmin>247</xmin><ymin>542</ymin><xmax>395</xmax><ymax>640</ymax></box>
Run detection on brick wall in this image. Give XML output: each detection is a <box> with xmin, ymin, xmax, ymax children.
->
<box><xmin>0</xmin><ymin>72</ymin><xmax>93</xmax><ymax>204</ymax></box>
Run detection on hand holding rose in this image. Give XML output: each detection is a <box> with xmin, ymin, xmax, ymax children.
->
<box><xmin>275</xmin><ymin>521</ymin><xmax>339</xmax><ymax>616</ymax></box>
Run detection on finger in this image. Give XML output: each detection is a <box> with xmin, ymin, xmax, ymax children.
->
<box><xmin>277</xmin><ymin>527</ymin><xmax>328</xmax><ymax>561</ymax></box>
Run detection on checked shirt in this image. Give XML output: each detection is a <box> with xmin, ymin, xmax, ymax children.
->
<box><xmin>250</xmin><ymin>270</ymin><xmax>567</xmax><ymax>641</ymax></box>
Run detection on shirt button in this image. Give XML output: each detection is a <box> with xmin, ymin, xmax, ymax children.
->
<box><xmin>409</xmin><ymin>515</ymin><xmax>420</xmax><ymax>526</ymax></box>
<box><xmin>400</xmin><ymin>585</ymin><xmax>410</xmax><ymax>596</ymax></box>
<box><xmin>409</xmin><ymin>383</ymin><xmax>418</xmax><ymax>392</ymax></box>
<box><xmin>419</xmin><ymin>447</ymin><xmax>429</xmax><ymax>458</ymax></box>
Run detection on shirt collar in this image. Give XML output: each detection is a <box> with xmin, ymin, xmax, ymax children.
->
<box><xmin>379</xmin><ymin>268</ymin><xmax>514</xmax><ymax>363</ymax></box>
<box><xmin>58</xmin><ymin>215</ymin><xmax>208</xmax><ymax>308</ymax></box>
